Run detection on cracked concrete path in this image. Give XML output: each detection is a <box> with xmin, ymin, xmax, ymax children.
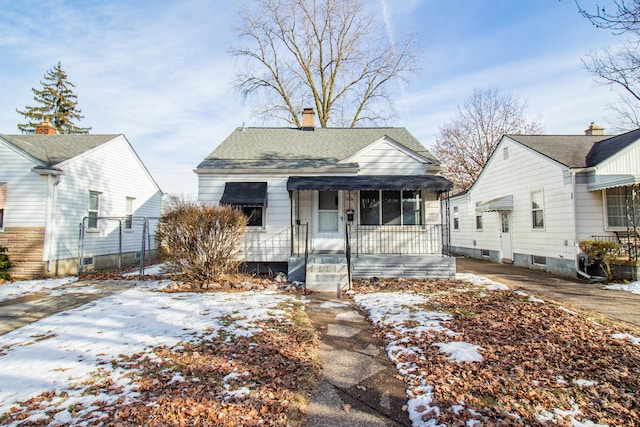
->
<box><xmin>304</xmin><ymin>293</ymin><xmax>411</xmax><ymax>427</ymax></box>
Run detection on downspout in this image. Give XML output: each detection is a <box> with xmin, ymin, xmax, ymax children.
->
<box><xmin>571</xmin><ymin>170</ymin><xmax>591</xmax><ymax>280</ymax></box>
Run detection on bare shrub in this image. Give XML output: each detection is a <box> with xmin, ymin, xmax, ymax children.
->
<box><xmin>156</xmin><ymin>198</ymin><xmax>247</xmax><ymax>282</ymax></box>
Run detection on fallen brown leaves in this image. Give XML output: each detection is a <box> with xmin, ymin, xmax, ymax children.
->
<box><xmin>0</xmin><ymin>305</ymin><xmax>319</xmax><ymax>427</ymax></box>
<box><xmin>353</xmin><ymin>278</ymin><xmax>640</xmax><ymax>426</ymax></box>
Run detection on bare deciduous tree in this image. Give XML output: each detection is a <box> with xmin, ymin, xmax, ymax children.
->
<box><xmin>578</xmin><ymin>0</ymin><xmax>640</xmax><ymax>128</ymax></box>
<box><xmin>433</xmin><ymin>87</ymin><xmax>542</xmax><ymax>192</ymax></box>
<box><xmin>230</xmin><ymin>0</ymin><xmax>420</xmax><ymax>127</ymax></box>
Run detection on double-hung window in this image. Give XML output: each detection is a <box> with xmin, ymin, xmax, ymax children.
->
<box><xmin>125</xmin><ymin>197</ymin><xmax>135</xmax><ymax>230</ymax></box>
<box><xmin>531</xmin><ymin>191</ymin><xmax>544</xmax><ymax>229</ymax></box>
<box><xmin>359</xmin><ymin>190</ymin><xmax>423</xmax><ymax>226</ymax></box>
<box><xmin>88</xmin><ymin>191</ymin><xmax>101</xmax><ymax>229</ymax></box>
<box><xmin>453</xmin><ymin>206</ymin><xmax>459</xmax><ymax>230</ymax></box>
<box><xmin>475</xmin><ymin>203</ymin><xmax>483</xmax><ymax>231</ymax></box>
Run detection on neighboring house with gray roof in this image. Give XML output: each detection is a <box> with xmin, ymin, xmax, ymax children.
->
<box><xmin>448</xmin><ymin>123</ymin><xmax>640</xmax><ymax>279</ymax></box>
<box><xmin>195</xmin><ymin>109</ymin><xmax>454</xmax><ymax>290</ymax></box>
<box><xmin>0</xmin><ymin>123</ymin><xmax>163</xmax><ymax>278</ymax></box>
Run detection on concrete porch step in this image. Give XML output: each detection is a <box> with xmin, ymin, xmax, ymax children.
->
<box><xmin>306</xmin><ymin>256</ymin><xmax>350</xmax><ymax>292</ymax></box>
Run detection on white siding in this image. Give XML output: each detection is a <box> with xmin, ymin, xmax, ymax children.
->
<box><xmin>198</xmin><ymin>173</ymin><xmax>292</xmax><ymax>262</ymax></box>
<box><xmin>597</xmin><ymin>141</ymin><xmax>640</xmax><ymax>175</ymax></box>
<box><xmin>0</xmin><ymin>142</ymin><xmax>48</xmax><ymax>227</ymax></box>
<box><xmin>344</xmin><ymin>138</ymin><xmax>425</xmax><ymax>175</ymax></box>
<box><xmin>450</xmin><ymin>137</ymin><xmax>578</xmax><ymax>260</ymax></box>
<box><xmin>52</xmin><ymin>136</ymin><xmax>162</xmax><ymax>261</ymax></box>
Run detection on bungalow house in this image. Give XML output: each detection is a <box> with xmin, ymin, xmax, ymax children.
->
<box><xmin>447</xmin><ymin>123</ymin><xmax>639</xmax><ymax>280</ymax></box>
<box><xmin>195</xmin><ymin>109</ymin><xmax>453</xmax><ymax>291</ymax></box>
<box><xmin>0</xmin><ymin>121</ymin><xmax>163</xmax><ymax>278</ymax></box>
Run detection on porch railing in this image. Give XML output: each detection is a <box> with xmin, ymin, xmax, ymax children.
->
<box><xmin>592</xmin><ymin>233</ymin><xmax>639</xmax><ymax>261</ymax></box>
<box><xmin>352</xmin><ymin>224</ymin><xmax>443</xmax><ymax>256</ymax></box>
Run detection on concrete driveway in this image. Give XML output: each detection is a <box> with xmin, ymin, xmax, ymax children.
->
<box><xmin>456</xmin><ymin>257</ymin><xmax>640</xmax><ymax>330</ymax></box>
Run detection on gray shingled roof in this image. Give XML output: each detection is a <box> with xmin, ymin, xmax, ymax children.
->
<box><xmin>507</xmin><ymin>128</ymin><xmax>640</xmax><ymax>167</ymax></box>
<box><xmin>0</xmin><ymin>134</ymin><xmax>118</xmax><ymax>165</ymax></box>
<box><xmin>196</xmin><ymin>127</ymin><xmax>439</xmax><ymax>170</ymax></box>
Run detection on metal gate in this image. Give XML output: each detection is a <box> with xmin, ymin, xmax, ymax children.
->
<box><xmin>77</xmin><ymin>216</ymin><xmax>160</xmax><ymax>276</ymax></box>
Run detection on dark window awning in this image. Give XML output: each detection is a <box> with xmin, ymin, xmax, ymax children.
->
<box><xmin>477</xmin><ymin>195</ymin><xmax>513</xmax><ymax>212</ymax></box>
<box><xmin>287</xmin><ymin>176</ymin><xmax>452</xmax><ymax>192</ymax></box>
<box><xmin>220</xmin><ymin>182</ymin><xmax>268</xmax><ymax>206</ymax></box>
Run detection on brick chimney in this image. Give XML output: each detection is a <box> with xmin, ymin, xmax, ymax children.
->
<box><xmin>301</xmin><ymin>108</ymin><xmax>315</xmax><ymax>130</ymax></box>
<box><xmin>584</xmin><ymin>122</ymin><xmax>604</xmax><ymax>136</ymax></box>
<box><xmin>35</xmin><ymin>119</ymin><xmax>57</xmax><ymax>135</ymax></box>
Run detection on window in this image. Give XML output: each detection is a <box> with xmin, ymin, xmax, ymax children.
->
<box><xmin>606</xmin><ymin>187</ymin><xmax>640</xmax><ymax>228</ymax></box>
<box><xmin>88</xmin><ymin>191</ymin><xmax>101</xmax><ymax>229</ymax></box>
<box><xmin>531</xmin><ymin>191</ymin><xmax>544</xmax><ymax>229</ymax></box>
<box><xmin>0</xmin><ymin>183</ymin><xmax>6</xmax><ymax>232</ymax></box>
<box><xmin>475</xmin><ymin>203</ymin><xmax>483</xmax><ymax>231</ymax></box>
<box><xmin>318</xmin><ymin>190</ymin><xmax>339</xmax><ymax>232</ymax></box>
<box><xmin>219</xmin><ymin>182</ymin><xmax>267</xmax><ymax>228</ymax></box>
<box><xmin>532</xmin><ymin>255</ymin><xmax>547</xmax><ymax>266</ymax></box>
<box><xmin>359</xmin><ymin>190</ymin><xmax>422</xmax><ymax>225</ymax></box>
<box><xmin>240</xmin><ymin>206</ymin><xmax>264</xmax><ymax>227</ymax></box>
<box><xmin>125</xmin><ymin>197</ymin><xmax>135</xmax><ymax>230</ymax></box>
<box><xmin>453</xmin><ymin>206</ymin><xmax>459</xmax><ymax>230</ymax></box>
<box><xmin>481</xmin><ymin>249</ymin><xmax>490</xmax><ymax>257</ymax></box>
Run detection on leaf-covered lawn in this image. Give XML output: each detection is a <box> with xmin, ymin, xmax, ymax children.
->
<box><xmin>352</xmin><ymin>278</ymin><xmax>640</xmax><ymax>426</ymax></box>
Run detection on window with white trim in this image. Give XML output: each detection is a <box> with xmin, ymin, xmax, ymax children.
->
<box><xmin>531</xmin><ymin>191</ymin><xmax>544</xmax><ymax>229</ymax></box>
<box><xmin>475</xmin><ymin>203</ymin><xmax>483</xmax><ymax>231</ymax></box>
<box><xmin>88</xmin><ymin>191</ymin><xmax>101</xmax><ymax>229</ymax></box>
<box><xmin>606</xmin><ymin>187</ymin><xmax>640</xmax><ymax>228</ymax></box>
<box><xmin>453</xmin><ymin>206</ymin><xmax>459</xmax><ymax>230</ymax></box>
<box><xmin>359</xmin><ymin>190</ymin><xmax>422</xmax><ymax>226</ymax></box>
<box><xmin>125</xmin><ymin>197</ymin><xmax>135</xmax><ymax>230</ymax></box>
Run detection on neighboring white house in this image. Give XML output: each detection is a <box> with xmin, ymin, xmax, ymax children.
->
<box><xmin>447</xmin><ymin>123</ymin><xmax>640</xmax><ymax>279</ymax></box>
<box><xmin>195</xmin><ymin>109</ymin><xmax>453</xmax><ymax>289</ymax></box>
<box><xmin>0</xmin><ymin>122</ymin><xmax>163</xmax><ymax>278</ymax></box>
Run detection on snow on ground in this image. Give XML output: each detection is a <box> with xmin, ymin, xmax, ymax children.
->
<box><xmin>0</xmin><ymin>279</ymin><xmax>298</xmax><ymax>424</ymax></box>
<box><xmin>605</xmin><ymin>281</ymin><xmax>640</xmax><ymax>295</ymax></box>
<box><xmin>0</xmin><ymin>276</ymin><xmax>78</xmax><ymax>300</ymax></box>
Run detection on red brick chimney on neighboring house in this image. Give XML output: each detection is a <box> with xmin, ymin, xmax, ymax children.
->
<box><xmin>584</xmin><ymin>122</ymin><xmax>604</xmax><ymax>136</ymax></box>
<box><xmin>35</xmin><ymin>119</ymin><xmax>57</xmax><ymax>134</ymax></box>
<box><xmin>301</xmin><ymin>108</ymin><xmax>315</xmax><ymax>130</ymax></box>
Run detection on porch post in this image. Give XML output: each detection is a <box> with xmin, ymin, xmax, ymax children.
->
<box><xmin>289</xmin><ymin>190</ymin><xmax>294</xmax><ymax>256</ymax></box>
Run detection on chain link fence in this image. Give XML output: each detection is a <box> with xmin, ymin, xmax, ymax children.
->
<box><xmin>78</xmin><ymin>216</ymin><xmax>160</xmax><ymax>276</ymax></box>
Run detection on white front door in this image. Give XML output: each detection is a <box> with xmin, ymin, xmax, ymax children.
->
<box><xmin>313</xmin><ymin>190</ymin><xmax>344</xmax><ymax>252</ymax></box>
<box><xmin>500</xmin><ymin>211</ymin><xmax>513</xmax><ymax>261</ymax></box>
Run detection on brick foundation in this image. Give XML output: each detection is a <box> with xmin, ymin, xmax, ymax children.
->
<box><xmin>0</xmin><ymin>227</ymin><xmax>46</xmax><ymax>278</ymax></box>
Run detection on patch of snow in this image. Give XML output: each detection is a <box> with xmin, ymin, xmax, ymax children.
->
<box><xmin>432</xmin><ymin>342</ymin><xmax>483</xmax><ymax>363</ymax></box>
<box><xmin>456</xmin><ymin>273</ymin><xmax>510</xmax><ymax>290</ymax></box>
<box><xmin>573</xmin><ymin>379</ymin><xmax>598</xmax><ymax>387</ymax></box>
<box><xmin>528</xmin><ymin>295</ymin><xmax>545</xmax><ymax>303</ymax></box>
<box><xmin>0</xmin><ymin>276</ymin><xmax>78</xmax><ymax>300</ymax></box>
<box><xmin>605</xmin><ymin>281</ymin><xmax>640</xmax><ymax>295</ymax></box>
<box><xmin>612</xmin><ymin>333</ymin><xmax>640</xmax><ymax>345</ymax></box>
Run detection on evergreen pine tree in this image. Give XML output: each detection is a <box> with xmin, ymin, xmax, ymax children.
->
<box><xmin>16</xmin><ymin>61</ymin><xmax>91</xmax><ymax>134</ymax></box>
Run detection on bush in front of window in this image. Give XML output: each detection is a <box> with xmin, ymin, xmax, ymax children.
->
<box><xmin>156</xmin><ymin>198</ymin><xmax>247</xmax><ymax>282</ymax></box>
<box><xmin>578</xmin><ymin>239</ymin><xmax>621</xmax><ymax>281</ymax></box>
<box><xmin>0</xmin><ymin>245</ymin><xmax>12</xmax><ymax>281</ymax></box>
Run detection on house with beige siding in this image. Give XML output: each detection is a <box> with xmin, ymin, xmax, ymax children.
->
<box><xmin>0</xmin><ymin>122</ymin><xmax>163</xmax><ymax>278</ymax></box>
<box><xmin>195</xmin><ymin>109</ymin><xmax>453</xmax><ymax>291</ymax></box>
<box><xmin>448</xmin><ymin>124</ymin><xmax>639</xmax><ymax>279</ymax></box>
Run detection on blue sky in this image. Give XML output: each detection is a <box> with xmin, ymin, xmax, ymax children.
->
<box><xmin>0</xmin><ymin>0</ymin><xmax>623</xmax><ymax>196</ymax></box>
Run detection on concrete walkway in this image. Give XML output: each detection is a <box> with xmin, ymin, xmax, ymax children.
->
<box><xmin>457</xmin><ymin>257</ymin><xmax>640</xmax><ymax>329</ymax></box>
<box><xmin>304</xmin><ymin>293</ymin><xmax>411</xmax><ymax>427</ymax></box>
